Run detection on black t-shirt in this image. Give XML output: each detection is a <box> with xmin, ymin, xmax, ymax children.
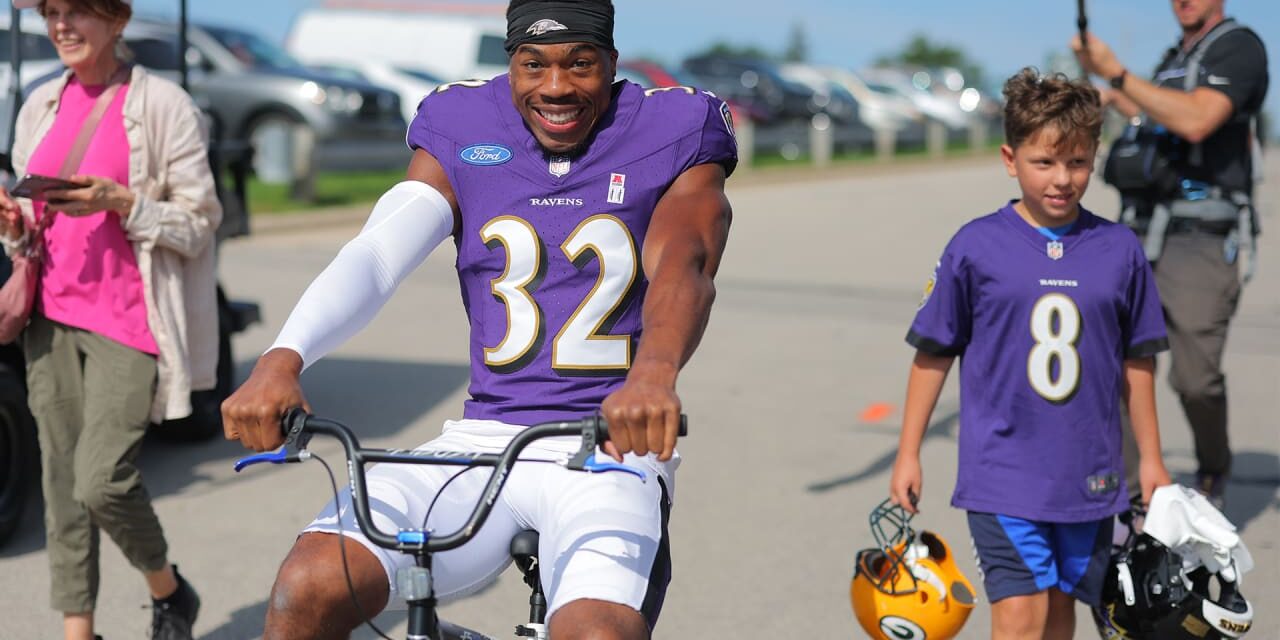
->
<box><xmin>1151</xmin><ymin>19</ymin><xmax>1268</xmax><ymax>194</ymax></box>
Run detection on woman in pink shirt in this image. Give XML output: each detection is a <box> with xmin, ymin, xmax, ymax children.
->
<box><xmin>0</xmin><ymin>1</ymin><xmax>219</xmax><ymax>639</ymax></box>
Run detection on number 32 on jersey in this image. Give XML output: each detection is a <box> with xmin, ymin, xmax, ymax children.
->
<box><xmin>481</xmin><ymin>214</ymin><xmax>637</xmax><ymax>375</ymax></box>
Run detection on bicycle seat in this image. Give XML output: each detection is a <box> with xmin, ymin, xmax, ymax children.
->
<box><xmin>510</xmin><ymin>530</ymin><xmax>539</xmax><ymax>564</ymax></box>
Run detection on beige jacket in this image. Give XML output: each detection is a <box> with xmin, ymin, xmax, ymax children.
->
<box><xmin>10</xmin><ymin>65</ymin><xmax>222</xmax><ymax>422</ymax></box>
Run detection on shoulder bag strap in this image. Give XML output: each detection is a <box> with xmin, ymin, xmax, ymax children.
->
<box><xmin>33</xmin><ymin>65</ymin><xmax>130</xmax><ymax>242</ymax></box>
<box><xmin>1184</xmin><ymin>21</ymin><xmax>1244</xmax><ymax>167</ymax></box>
<box><xmin>55</xmin><ymin>65</ymin><xmax>130</xmax><ymax>180</ymax></box>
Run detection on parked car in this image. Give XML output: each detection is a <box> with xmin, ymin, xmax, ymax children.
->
<box><xmin>121</xmin><ymin>19</ymin><xmax>407</xmax><ymax>182</ymax></box>
<box><xmin>681</xmin><ymin>56</ymin><xmax>819</xmax><ymax>124</ymax></box>
<box><xmin>615</xmin><ymin>59</ymin><xmax>685</xmax><ymax>90</ymax></box>
<box><xmin>818</xmin><ymin>66</ymin><xmax>924</xmax><ymax>134</ymax></box>
<box><xmin>0</xmin><ymin>12</ymin><xmax>71</xmax><ymax>148</ymax></box>
<box><xmin>302</xmin><ymin>61</ymin><xmax>440</xmax><ymax>125</ymax></box>
<box><xmin>860</xmin><ymin>67</ymin><xmax>975</xmax><ymax>130</ymax></box>
<box><xmin>910</xmin><ymin>66</ymin><xmax>1003</xmax><ymax>124</ymax></box>
<box><xmin>288</xmin><ymin>6</ymin><xmax>509</xmax><ymax>82</ymax></box>
<box><xmin>616</xmin><ymin>59</ymin><xmax>767</xmax><ymax>125</ymax></box>
<box><xmin>778</xmin><ymin>63</ymin><xmax>862</xmax><ymax>125</ymax></box>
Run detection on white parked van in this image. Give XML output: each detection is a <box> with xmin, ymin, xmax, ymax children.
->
<box><xmin>286</xmin><ymin>5</ymin><xmax>509</xmax><ymax>84</ymax></box>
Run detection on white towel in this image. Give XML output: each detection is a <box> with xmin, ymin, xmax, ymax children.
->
<box><xmin>1142</xmin><ymin>484</ymin><xmax>1254</xmax><ymax>582</ymax></box>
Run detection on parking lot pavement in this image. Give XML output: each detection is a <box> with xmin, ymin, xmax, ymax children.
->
<box><xmin>1</xmin><ymin>157</ymin><xmax>1275</xmax><ymax>639</ymax></box>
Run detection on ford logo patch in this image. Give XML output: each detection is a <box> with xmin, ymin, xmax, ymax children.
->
<box><xmin>460</xmin><ymin>144</ymin><xmax>513</xmax><ymax>166</ymax></box>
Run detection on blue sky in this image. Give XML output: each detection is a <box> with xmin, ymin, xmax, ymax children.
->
<box><xmin>130</xmin><ymin>0</ymin><xmax>1278</xmax><ymax>124</ymax></box>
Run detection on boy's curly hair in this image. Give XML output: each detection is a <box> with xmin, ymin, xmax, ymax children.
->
<box><xmin>1002</xmin><ymin>67</ymin><xmax>1103</xmax><ymax>152</ymax></box>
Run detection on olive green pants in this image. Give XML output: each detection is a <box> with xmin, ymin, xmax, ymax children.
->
<box><xmin>24</xmin><ymin>315</ymin><xmax>167</xmax><ymax>613</ymax></box>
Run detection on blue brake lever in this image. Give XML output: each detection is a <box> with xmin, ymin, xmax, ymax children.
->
<box><xmin>234</xmin><ymin>410</ymin><xmax>315</xmax><ymax>473</ymax></box>
<box><xmin>234</xmin><ymin>447</ymin><xmax>296</xmax><ymax>472</ymax></box>
<box><xmin>580</xmin><ymin>454</ymin><xmax>647</xmax><ymax>483</ymax></box>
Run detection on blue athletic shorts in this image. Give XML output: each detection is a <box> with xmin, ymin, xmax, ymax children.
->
<box><xmin>966</xmin><ymin>512</ymin><xmax>1113</xmax><ymax>606</ymax></box>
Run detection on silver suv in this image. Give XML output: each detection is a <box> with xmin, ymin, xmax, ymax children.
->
<box><xmin>123</xmin><ymin>19</ymin><xmax>407</xmax><ymax>183</ymax></box>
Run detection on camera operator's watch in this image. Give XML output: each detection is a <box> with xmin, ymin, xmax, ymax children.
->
<box><xmin>1109</xmin><ymin>69</ymin><xmax>1128</xmax><ymax>90</ymax></box>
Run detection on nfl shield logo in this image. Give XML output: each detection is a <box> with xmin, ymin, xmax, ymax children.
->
<box><xmin>1047</xmin><ymin>241</ymin><xmax>1064</xmax><ymax>260</ymax></box>
<box><xmin>549</xmin><ymin>155</ymin><xmax>571</xmax><ymax>177</ymax></box>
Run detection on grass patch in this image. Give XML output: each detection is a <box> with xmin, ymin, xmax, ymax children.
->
<box><xmin>244</xmin><ymin>139</ymin><xmax>1003</xmax><ymax>213</ymax></box>
<box><xmin>245</xmin><ymin>169</ymin><xmax>405</xmax><ymax>214</ymax></box>
<box><xmin>750</xmin><ymin>139</ymin><xmax>997</xmax><ymax>169</ymax></box>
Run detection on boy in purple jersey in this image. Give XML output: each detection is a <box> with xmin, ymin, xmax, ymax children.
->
<box><xmin>888</xmin><ymin>69</ymin><xmax>1173</xmax><ymax>639</ymax></box>
<box><xmin>221</xmin><ymin>1</ymin><xmax>735</xmax><ymax>638</ymax></box>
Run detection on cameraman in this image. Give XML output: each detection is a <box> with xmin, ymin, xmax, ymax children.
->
<box><xmin>1072</xmin><ymin>0</ymin><xmax>1268</xmax><ymax>508</ymax></box>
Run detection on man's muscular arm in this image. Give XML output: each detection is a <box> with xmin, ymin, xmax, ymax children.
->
<box><xmin>222</xmin><ymin>149</ymin><xmax>460</xmax><ymax>451</ymax></box>
<box><xmin>1099</xmin><ymin>87</ymin><xmax>1142</xmax><ymax>120</ymax></box>
<box><xmin>601</xmin><ymin>162</ymin><xmax>732</xmax><ymax>462</ymax></box>
<box><xmin>1073</xmin><ymin>33</ymin><xmax>1233</xmax><ymax>143</ymax></box>
<box><xmin>1108</xmin><ymin>78</ymin><xmax>1232</xmax><ymax>143</ymax></box>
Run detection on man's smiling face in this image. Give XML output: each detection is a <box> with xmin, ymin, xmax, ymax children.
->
<box><xmin>509</xmin><ymin>42</ymin><xmax>617</xmax><ymax>154</ymax></box>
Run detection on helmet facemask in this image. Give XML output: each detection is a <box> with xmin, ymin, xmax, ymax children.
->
<box><xmin>858</xmin><ymin>499</ymin><xmax>923</xmax><ymax>596</ymax></box>
<box><xmin>851</xmin><ymin>499</ymin><xmax>977</xmax><ymax>640</ymax></box>
<box><xmin>1092</xmin><ymin>503</ymin><xmax>1254</xmax><ymax>640</ymax></box>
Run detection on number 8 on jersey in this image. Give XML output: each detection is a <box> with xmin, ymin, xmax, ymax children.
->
<box><xmin>1027</xmin><ymin>293</ymin><xmax>1081</xmax><ymax>402</ymax></box>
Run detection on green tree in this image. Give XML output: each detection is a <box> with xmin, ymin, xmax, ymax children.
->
<box><xmin>877</xmin><ymin>33</ymin><xmax>985</xmax><ymax>88</ymax></box>
<box><xmin>783</xmin><ymin>22</ymin><xmax>808</xmax><ymax>63</ymax></box>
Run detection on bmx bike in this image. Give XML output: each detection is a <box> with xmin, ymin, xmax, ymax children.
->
<box><xmin>236</xmin><ymin>409</ymin><xmax>685</xmax><ymax>639</ymax></box>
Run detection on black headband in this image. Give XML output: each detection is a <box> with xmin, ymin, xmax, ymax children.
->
<box><xmin>505</xmin><ymin>1</ymin><xmax>615</xmax><ymax>55</ymax></box>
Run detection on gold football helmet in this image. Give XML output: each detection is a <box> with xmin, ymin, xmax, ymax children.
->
<box><xmin>851</xmin><ymin>499</ymin><xmax>976</xmax><ymax>640</ymax></box>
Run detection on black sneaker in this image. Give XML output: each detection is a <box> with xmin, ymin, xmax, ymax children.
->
<box><xmin>149</xmin><ymin>565</ymin><xmax>200</xmax><ymax>640</ymax></box>
<box><xmin>1196</xmin><ymin>472</ymin><xmax>1228</xmax><ymax>511</ymax></box>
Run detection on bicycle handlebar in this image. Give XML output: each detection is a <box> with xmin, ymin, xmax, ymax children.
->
<box><xmin>234</xmin><ymin>409</ymin><xmax>687</xmax><ymax>554</ymax></box>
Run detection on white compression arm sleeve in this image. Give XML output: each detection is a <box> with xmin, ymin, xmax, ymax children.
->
<box><xmin>269</xmin><ymin>181</ymin><xmax>454</xmax><ymax>369</ymax></box>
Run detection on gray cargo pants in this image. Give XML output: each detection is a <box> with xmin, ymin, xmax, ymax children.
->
<box><xmin>1122</xmin><ymin>226</ymin><xmax>1240</xmax><ymax>491</ymax></box>
<box><xmin>1156</xmin><ymin>229</ymin><xmax>1241</xmax><ymax>476</ymax></box>
<box><xmin>24</xmin><ymin>314</ymin><xmax>169</xmax><ymax>613</ymax></box>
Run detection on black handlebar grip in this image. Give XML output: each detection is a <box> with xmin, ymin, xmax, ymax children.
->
<box><xmin>281</xmin><ymin>407</ymin><xmax>309</xmax><ymax>438</ymax></box>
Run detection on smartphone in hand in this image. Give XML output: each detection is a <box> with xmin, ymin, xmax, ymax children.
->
<box><xmin>10</xmin><ymin>174</ymin><xmax>84</xmax><ymax>201</ymax></box>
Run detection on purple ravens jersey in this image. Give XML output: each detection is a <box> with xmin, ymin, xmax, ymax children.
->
<box><xmin>908</xmin><ymin>203</ymin><xmax>1168</xmax><ymax>522</ymax></box>
<box><xmin>407</xmin><ymin>76</ymin><xmax>737</xmax><ymax>425</ymax></box>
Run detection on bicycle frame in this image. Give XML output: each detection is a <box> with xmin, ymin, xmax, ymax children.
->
<box><xmin>236</xmin><ymin>409</ymin><xmax>685</xmax><ymax>640</ymax></box>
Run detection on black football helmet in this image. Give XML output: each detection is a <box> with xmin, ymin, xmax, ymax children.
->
<box><xmin>1091</xmin><ymin>509</ymin><xmax>1253</xmax><ymax>639</ymax></box>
